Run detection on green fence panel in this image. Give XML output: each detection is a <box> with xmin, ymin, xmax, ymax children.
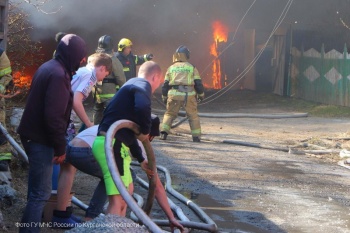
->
<box><xmin>292</xmin><ymin>47</ymin><xmax>350</xmax><ymax>106</ymax></box>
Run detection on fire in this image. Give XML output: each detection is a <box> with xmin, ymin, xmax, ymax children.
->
<box><xmin>210</xmin><ymin>21</ymin><xmax>228</xmax><ymax>89</ymax></box>
<box><xmin>12</xmin><ymin>71</ymin><xmax>32</xmax><ymax>90</ymax></box>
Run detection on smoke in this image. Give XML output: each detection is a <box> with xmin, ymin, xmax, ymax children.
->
<box><xmin>22</xmin><ymin>0</ymin><xmax>348</xmax><ymax>75</ymax></box>
<box><xmin>24</xmin><ymin>0</ymin><xmax>240</xmax><ymax>70</ymax></box>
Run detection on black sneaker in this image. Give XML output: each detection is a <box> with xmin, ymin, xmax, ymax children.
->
<box><xmin>192</xmin><ymin>136</ymin><xmax>200</xmax><ymax>142</ymax></box>
<box><xmin>65</xmin><ymin>206</ymin><xmax>82</xmax><ymax>223</ymax></box>
<box><xmin>160</xmin><ymin>132</ymin><xmax>168</xmax><ymax>140</ymax></box>
<box><xmin>51</xmin><ymin>215</ymin><xmax>78</xmax><ymax>229</ymax></box>
<box><xmin>51</xmin><ymin>209</ymin><xmax>79</xmax><ymax>229</ymax></box>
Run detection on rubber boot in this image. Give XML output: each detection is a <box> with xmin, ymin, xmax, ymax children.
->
<box><xmin>192</xmin><ymin>136</ymin><xmax>200</xmax><ymax>142</ymax></box>
<box><xmin>160</xmin><ymin>132</ymin><xmax>168</xmax><ymax>140</ymax></box>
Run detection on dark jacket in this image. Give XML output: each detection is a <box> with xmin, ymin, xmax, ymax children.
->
<box><xmin>98</xmin><ymin>78</ymin><xmax>152</xmax><ymax>163</ymax></box>
<box><xmin>17</xmin><ymin>34</ymin><xmax>87</xmax><ymax>156</ymax></box>
<box><xmin>98</xmin><ymin>77</ymin><xmax>152</xmax><ymax>135</ymax></box>
<box><xmin>116</xmin><ymin>52</ymin><xmax>149</xmax><ymax>81</ymax></box>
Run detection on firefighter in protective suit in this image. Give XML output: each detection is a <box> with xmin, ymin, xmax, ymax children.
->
<box><xmin>93</xmin><ymin>35</ymin><xmax>126</xmax><ymax>125</ymax></box>
<box><xmin>116</xmin><ymin>38</ymin><xmax>153</xmax><ymax>81</ymax></box>
<box><xmin>0</xmin><ymin>49</ymin><xmax>13</xmax><ymax>171</ymax></box>
<box><xmin>160</xmin><ymin>45</ymin><xmax>204</xmax><ymax>142</ymax></box>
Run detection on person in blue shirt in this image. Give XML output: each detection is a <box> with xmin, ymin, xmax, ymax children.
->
<box><xmin>93</xmin><ymin>61</ymin><xmax>162</xmax><ymax>215</ymax></box>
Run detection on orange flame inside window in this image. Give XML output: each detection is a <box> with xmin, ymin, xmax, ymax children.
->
<box><xmin>210</xmin><ymin>21</ymin><xmax>228</xmax><ymax>89</ymax></box>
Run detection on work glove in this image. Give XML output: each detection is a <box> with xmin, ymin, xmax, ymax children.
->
<box><xmin>162</xmin><ymin>95</ymin><xmax>168</xmax><ymax>104</ymax></box>
<box><xmin>146</xmin><ymin>53</ymin><xmax>154</xmax><ymax>60</ymax></box>
<box><xmin>197</xmin><ymin>94</ymin><xmax>204</xmax><ymax>103</ymax></box>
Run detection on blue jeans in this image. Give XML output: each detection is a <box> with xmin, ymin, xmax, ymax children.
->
<box><xmin>19</xmin><ymin>138</ymin><xmax>54</xmax><ymax>233</ymax></box>
<box><xmin>65</xmin><ymin>145</ymin><xmax>107</xmax><ymax>218</ymax></box>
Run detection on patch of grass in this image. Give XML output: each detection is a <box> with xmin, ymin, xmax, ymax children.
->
<box><xmin>271</xmin><ymin>96</ymin><xmax>350</xmax><ymax>117</ymax></box>
<box><xmin>223</xmin><ymin>90</ymin><xmax>350</xmax><ymax>118</ymax></box>
<box><xmin>307</xmin><ymin>105</ymin><xmax>350</xmax><ymax>117</ymax></box>
<box><xmin>270</xmin><ymin>96</ymin><xmax>350</xmax><ymax>117</ymax></box>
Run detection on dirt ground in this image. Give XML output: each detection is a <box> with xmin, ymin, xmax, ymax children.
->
<box><xmin>2</xmin><ymin>90</ymin><xmax>350</xmax><ymax>233</ymax></box>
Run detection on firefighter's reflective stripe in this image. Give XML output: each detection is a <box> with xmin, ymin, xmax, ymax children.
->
<box><xmin>0</xmin><ymin>67</ymin><xmax>11</xmax><ymax>77</ymax></box>
<box><xmin>143</xmin><ymin>54</ymin><xmax>148</xmax><ymax>61</ymax></box>
<box><xmin>168</xmin><ymin>89</ymin><xmax>196</xmax><ymax>96</ymax></box>
<box><xmin>96</xmin><ymin>94</ymin><xmax>115</xmax><ymax>98</ymax></box>
<box><xmin>123</xmin><ymin>67</ymin><xmax>130</xmax><ymax>72</ymax></box>
<box><xmin>161</xmin><ymin>123</ymin><xmax>171</xmax><ymax>132</ymax></box>
<box><xmin>191</xmin><ymin>128</ymin><xmax>201</xmax><ymax>135</ymax></box>
<box><xmin>194</xmin><ymin>73</ymin><xmax>201</xmax><ymax>80</ymax></box>
<box><xmin>135</xmin><ymin>56</ymin><xmax>139</xmax><ymax>64</ymax></box>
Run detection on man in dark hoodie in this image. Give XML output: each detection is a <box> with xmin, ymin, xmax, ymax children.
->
<box><xmin>17</xmin><ymin>34</ymin><xmax>87</xmax><ymax>233</ymax></box>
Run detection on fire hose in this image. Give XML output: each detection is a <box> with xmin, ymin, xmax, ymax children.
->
<box><xmin>0</xmin><ymin>123</ymin><xmax>28</xmax><ymax>163</ymax></box>
<box><xmin>104</xmin><ymin>119</ymin><xmax>161</xmax><ymax>232</ymax></box>
<box><xmin>131</xmin><ymin>180</ymin><xmax>188</xmax><ymax>233</ymax></box>
<box><xmin>175</xmin><ymin>132</ymin><xmax>290</xmax><ymax>153</ymax></box>
<box><xmin>152</xmin><ymin>108</ymin><xmax>308</xmax><ymax>119</ymax></box>
<box><xmin>131</xmin><ymin>175</ymin><xmax>189</xmax><ymax>222</ymax></box>
<box><xmin>156</xmin><ymin>165</ymin><xmax>218</xmax><ymax>232</ymax></box>
<box><xmin>129</xmin><ymin>165</ymin><xmax>218</xmax><ymax>232</ymax></box>
<box><xmin>152</xmin><ymin>108</ymin><xmax>308</xmax><ymax>130</ymax></box>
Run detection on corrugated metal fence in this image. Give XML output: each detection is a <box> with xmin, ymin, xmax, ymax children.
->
<box><xmin>290</xmin><ymin>45</ymin><xmax>350</xmax><ymax>106</ymax></box>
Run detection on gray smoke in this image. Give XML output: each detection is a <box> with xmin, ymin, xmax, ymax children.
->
<box><xmin>23</xmin><ymin>0</ymin><xmax>349</xmax><ymax>77</ymax></box>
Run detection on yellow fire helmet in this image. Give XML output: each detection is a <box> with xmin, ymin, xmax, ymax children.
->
<box><xmin>118</xmin><ymin>38</ymin><xmax>133</xmax><ymax>52</ymax></box>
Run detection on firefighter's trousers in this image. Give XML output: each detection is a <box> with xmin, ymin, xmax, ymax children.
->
<box><xmin>93</xmin><ymin>99</ymin><xmax>111</xmax><ymax>125</ymax></box>
<box><xmin>0</xmin><ymin>97</ymin><xmax>12</xmax><ymax>160</ymax></box>
<box><xmin>161</xmin><ymin>94</ymin><xmax>201</xmax><ymax>137</ymax></box>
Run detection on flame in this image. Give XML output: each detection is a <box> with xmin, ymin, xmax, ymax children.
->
<box><xmin>12</xmin><ymin>71</ymin><xmax>32</xmax><ymax>90</ymax></box>
<box><xmin>210</xmin><ymin>21</ymin><xmax>228</xmax><ymax>89</ymax></box>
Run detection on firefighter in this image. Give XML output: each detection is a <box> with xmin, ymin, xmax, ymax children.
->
<box><xmin>115</xmin><ymin>38</ymin><xmax>153</xmax><ymax>81</ymax></box>
<box><xmin>93</xmin><ymin>35</ymin><xmax>126</xmax><ymax>125</ymax></box>
<box><xmin>0</xmin><ymin>49</ymin><xmax>13</xmax><ymax>171</ymax></box>
<box><xmin>160</xmin><ymin>45</ymin><xmax>204</xmax><ymax>142</ymax></box>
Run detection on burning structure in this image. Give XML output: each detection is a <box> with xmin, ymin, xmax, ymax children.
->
<box><xmin>203</xmin><ymin>20</ymin><xmax>256</xmax><ymax>92</ymax></box>
<box><xmin>209</xmin><ymin>21</ymin><xmax>228</xmax><ymax>89</ymax></box>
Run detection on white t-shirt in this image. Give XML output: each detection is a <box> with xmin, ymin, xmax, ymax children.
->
<box><xmin>75</xmin><ymin>125</ymin><xmax>99</xmax><ymax>147</ymax></box>
<box><xmin>75</xmin><ymin>125</ymin><xmax>147</xmax><ymax>161</ymax></box>
<box><xmin>71</xmin><ymin>64</ymin><xmax>97</xmax><ymax>100</ymax></box>
<box><xmin>69</xmin><ymin>64</ymin><xmax>97</xmax><ymax>128</ymax></box>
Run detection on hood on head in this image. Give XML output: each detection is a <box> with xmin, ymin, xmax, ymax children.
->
<box><xmin>55</xmin><ymin>34</ymin><xmax>87</xmax><ymax>73</ymax></box>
